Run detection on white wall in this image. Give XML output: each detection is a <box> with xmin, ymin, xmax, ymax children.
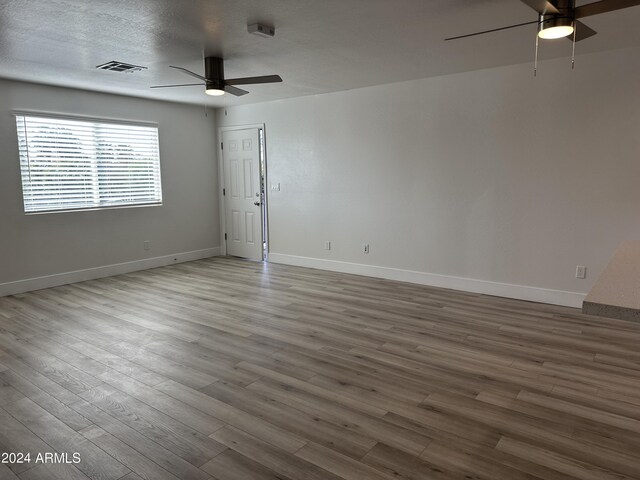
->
<box><xmin>0</xmin><ymin>79</ymin><xmax>221</xmax><ymax>295</ymax></box>
<box><xmin>217</xmin><ymin>47</ymin><xmax>640</xmax><ymax>307</ymax></box>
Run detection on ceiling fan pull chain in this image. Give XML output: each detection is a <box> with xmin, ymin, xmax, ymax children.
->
<box><xmin>571</xmin><ymin>21</ymin><xmax>577</xmax><ymax>69</ymax></box>
<box><xmin>533</xmin><ymin>30</ymin><xmax>540</xmax><ymax>77</ymax></box>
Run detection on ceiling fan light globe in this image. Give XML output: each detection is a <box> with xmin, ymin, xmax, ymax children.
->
<box><xmin>205</xmin><ymin>88</ymin><xmax>225</xmax><ymax>96</ymax></box>
<box><xmin>538</xmin><ymin>15</ymin><xmax>574</xmax><ymax>39</ymax></box>
<box><xmin>538</xmin><ymin>25</ymin><xmax>574</xmax><ymax>39</ymax></box>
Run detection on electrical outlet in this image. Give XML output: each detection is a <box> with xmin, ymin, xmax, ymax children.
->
<box><xmin>575</xmin><ymin>265</ymin><xmax>586</xmax><ymax>279</ymax></box>
<box><xmin>271</xmin><ymin>183</ymin><xmax>281</xmax><ymax>191</ymax></box>
<box><xmin>143</xmin><ymin>240</ymin><xmax>151</xmax><ymax>251</ymax></box>
<box><xmin>363</xmin><ymin>243</ymin><xmax>370</xmax><ymax>254</ymax></box>
<box><xmin>324</xmin><ymin>241</ymin><xmax>331</xmax><ymax>251</ymax></box>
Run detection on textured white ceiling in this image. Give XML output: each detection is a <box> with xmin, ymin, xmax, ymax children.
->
<box><xmin>0</xmin><ymin>0</ymin><xmax>639</xmax><ymax>106</ymax></box>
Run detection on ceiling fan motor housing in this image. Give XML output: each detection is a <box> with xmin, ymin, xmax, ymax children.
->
<box><xmin>206</xmin><ymin>79</ymin><xmax>225</xmax><ymax>91</ymax></box>
<box><xmin>205</xmin><ymin>57</ymin><xmax>224</xmax><ymax>82</ymax></box>
<box><xmin>540</xmin><ymin>0</ymin><xmax>574</xmax><ymax>23</ymax></box>
<box><xmin>555</xmin><ymin>0</ymin><xmax>574</xmax><ymax>12</ymax></box>
<box><xmin>539</xmin><ymin>14</ymin><xmax>574</xmax><ymax>29</ymax></box>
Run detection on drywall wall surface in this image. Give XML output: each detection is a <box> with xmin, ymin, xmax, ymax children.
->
<box><xmin>217</xmin><ymin>46</ymin><xmax>640</xmax><ymax>302</ymax></box>
<box><xmin>0</xmin><ymin>79</ymin><xmax>220</xmax><ymax>287</ymax></box>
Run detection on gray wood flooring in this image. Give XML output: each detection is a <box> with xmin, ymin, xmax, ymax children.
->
<box><xmin>1</xmin><ymin>256</ymin><xmax>640</xmax><ymax>479</ymax></box>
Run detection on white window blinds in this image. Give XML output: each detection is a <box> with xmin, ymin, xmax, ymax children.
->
<box><xmin>15</xmin><ymin>114</ymin><xmax>162</xmax><ymax>213</ymax></box>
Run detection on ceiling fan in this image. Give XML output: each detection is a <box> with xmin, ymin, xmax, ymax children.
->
<box><xmin>151</xmin><ymin>57</ymin><xmax>282</xmax><ymax>97</ymax></box>
<box><xmin>446</xmin><ymin>0</ymin><xmax>640</xmax><ymax>42</ymax></box>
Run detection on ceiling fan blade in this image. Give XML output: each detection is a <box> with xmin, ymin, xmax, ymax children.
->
<box><xmin>445</xmin><ymin>19</ymin><xmax>540</xmax><ymax>41</ymax></box>
<box><xmin>225</xmin><ymin>75</ymin><xmax>283</xmax><ymax>86</ymax></box>
<box><xmin>224</xmin><ymin>85</ymin><xmax>250</xmax><ymax>96</ymax></box>
<box><xmin>570</xmin><ymin>20</ymin><xmax>598</xmax><ymax>41</ymax></box>
<box><xmin>575</xmin><ymin>0</ymin><xmax>640</xmax><ymax>18</ymax></box>
<box><xmin>150</xmin><ymin>83</ymin><xmax>205</xmax><ymax>89</ymax></box>
<box><xmin>169</xmin><ymin>65</ymin><xmax>207</xmax><ymax>81</ymax></box>
<box><xmin>519</xmin><ymin>0</ymin><xmax>560</xmax><ymax>14</ymax></box>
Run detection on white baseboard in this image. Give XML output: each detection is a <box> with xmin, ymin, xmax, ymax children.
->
<box><xmin>268</xmin><ymin>253</ymin><xmax>585</xmax><ymax>308</ymax></box>
<box><xmin>0</xmin><ymin>247</ymin><xmax>223</xmax><ymax>297</ymax></box>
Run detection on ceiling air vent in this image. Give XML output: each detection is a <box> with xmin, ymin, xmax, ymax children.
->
<box><xmin>96</xmin><ymin>61</ymin><xmax>147</xmax><ymax>73</ymax></box>
<box><xmin>247</xmin><ymin>23</ymin><xmax>275</xmax><ymax>38</ymax></box>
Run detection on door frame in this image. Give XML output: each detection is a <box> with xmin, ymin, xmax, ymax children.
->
<box><xmin>217</xmin><ymin>123</ymin><xmax>269</xmax><ymax>260</ymax></box>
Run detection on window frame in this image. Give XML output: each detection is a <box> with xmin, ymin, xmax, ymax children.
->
<box><xmin>13</xmin><ymin>111</ymin><xmax>163</xmax><ymax>215</ymax></box>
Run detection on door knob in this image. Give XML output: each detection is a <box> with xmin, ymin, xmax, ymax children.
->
<box><xmin>254</xmin><ymin>201</ymin><xmax>261</xmax><ymax>206</ymax></box>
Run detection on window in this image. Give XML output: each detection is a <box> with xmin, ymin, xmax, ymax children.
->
<box><xmin>15</xmin><ymin>114</ymin><xmax>162</xmax><ymax>213</ymax></box>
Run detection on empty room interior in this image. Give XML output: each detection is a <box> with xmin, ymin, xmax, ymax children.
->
<box><xmin>2</xmin><ymin>0</ymin><xmax>640</xmax><ymax>479</ymax></box>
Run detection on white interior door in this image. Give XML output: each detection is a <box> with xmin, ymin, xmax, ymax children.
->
<box><xmin>222</xmin><ymin>128</ymin><xmax>263</xmax><ymax>261</ymax></box>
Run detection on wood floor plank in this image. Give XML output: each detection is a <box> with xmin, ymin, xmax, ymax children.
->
<box><xmin>210</xmin><ymin>426</ymin><xmax>343</xmax><ymax>480</ymax></box>
<box><xmin>154</xmin><ymin>379</ymin><xmax>307</xmax><ymax>453</ymax></box>
<box><xmin>103</xmin><ymin>341</ymin><xmax>218</xmax><ymax>390</ymax></box>
<box><xmin>0</xmin><ymin>408</ymin><xmax>52</xmax><ymax>475</ymax></box>
<box><xmin>46</xmin><ymin>332</ymin><xmax>168</xmax><ymax>387</ymax></box>
<box><xmin>0</xmin><ymin>464</ymin><xmax>19</xmax><ymax>480</ymax></box>
<box><xmin>496</xmin><ymin>436</ymin><xmax>630</xmax><ymax>480</ymax></box>
<box><xmin>517</xmin><ymin>389</ymin><xmax>640</xmax><ymax>434</ymax></box>
<box><xmin>421</xmin><ymin>440</ymin><xmax>547</xmax><ymax>480</ymax></box>
<box><xmin>23</xmin><ymin>335</ymin><xmax>112</xmax><ymax>378</ymax></box>
<box><xmin>69</xmin><ymin>400</ymin><xmax>210</xmax><ymax>480</ymax></box>
<box><xmin>0</xmin><ymin>354</ymin><xmax>83</xmax><ymax>406</ymax></box>
<box><xmin>17</xmin><ymin>463</ymin><xmax>91</xmax><ymax>480</ymax></box>
<box><xmin>200</xmin><ymin>449</ymin><xmax>293</xmax><ymax>480</ymax></box>
<box><xmin>381</xmin><ymin>406</ymin><xmax>503</xmax><ymax>449</ymax></box>
<box><xmin>0</xmin><ymin>376</ymin><xmax>25</xmax><ymax>405</ymax></box>
<box><xmin>0</xmin><ymin>370</ymin><xmax>92</xmax><ymax>431</ymax></box>
<box><xmin>362</xmin><ymin>442</ymin><xmax>458</xmax><ymax>480</ymax></box>
<box><xmin>0</xmin><ymin>333</ymin><xmax>103</xmax><ymax>394</ymax></box>
<box><xmin>78</xmin><ymin>425</ymin><xmax>182</xmax><ymax>480</ymax></box>
<box><xmin>274</xmin><ymin>347</ymin><xmax>428</xmax><ymax>404</ymax></box>
<box><xmin>0</xmin><ymin>316</ymin><xmax>43</xmax><ymax>340</ymax></box>
<box><xmin>246</xmin><ymin>378</ymin><xmax>431</xmax><ymax>456</ymax></box>
<box><xmin>117</xmin><ymin>474</ymin><xmax>145</xmax><ymax>480</ymax></box>
<box><xmin>140</xmin><ymin>340</ymin><xmax>260</xmax><ymax>386</ymax></box>
<box><xmin>343</xmin><ymin>345</ymin><xmax>520</xmax><ymax>398</ymax></box>
<box><xmin>307</xmin><ymin>373</ymin><xmax>423</xmax><ymax>413</ymax></box>
<box><xmin>78</xmin><ymin>385</ymin><xmax>226</xmax><ymax>467</ymax></box>
<box><xmin>201</xmin><ymin>380</ymin><xmax>376</xmax><ymax>459</ymax></box>
<box><xmin>95</xmin><ymin>371</ymin><xmax>225</xmax><ymax>435</ymax></box>
<box><xmin>236</xmin><ymin>362</ymin><xmax>388</xmax><ymax>417</ymax></box>
<box><xmin>295</xmin><ymin>441</ymin><xmax>394</xmax><ymax>480</ymax></box>
<box><xmin>3</xmin><ymin>398</ymin><xmax>130</xmax><ymax>480</ymax></box>
<box><xmin>424</xmin><ymin>392</ymin><xmax>640</xmax><ymax>478</ymax></box>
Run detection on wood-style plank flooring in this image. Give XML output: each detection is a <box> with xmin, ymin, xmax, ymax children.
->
<box><xmin>1</xmin><ymin>256</ymin><xmax>640</xmax><ymax>480</ymax></box>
